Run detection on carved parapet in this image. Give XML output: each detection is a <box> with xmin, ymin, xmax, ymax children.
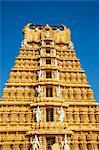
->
<box><xmin>26</xmin><ymin>129</ymin><xmax>73</xmax><ymax>135</ymax></box>
<box><xmin>31</xmin><ymin>122</ymin><xmax>68</xmax><ymax>131</ymax></box>
<box><xmin>23</xmin><ymin>23</ymin><xmax>71</xmax><ymax>44</ymax></box>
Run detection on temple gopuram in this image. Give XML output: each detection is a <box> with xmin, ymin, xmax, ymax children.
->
<box><xmin>0</xmin><ymin>23</ymin><xmax>99</xmax><ymax>150</ymax></box>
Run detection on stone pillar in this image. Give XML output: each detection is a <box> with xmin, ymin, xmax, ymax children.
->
<box><xmin>72</xmin><ymin>134</ymin><xmax>79</xmax><ymax>150</ymax></box>
<box><xmin>54</xmin><ymin>107</ymin><xmax>57</xmax><ymax>122</ymax></box>
<box><xmin>56</xmin><ymin>135</ymin><xmax>61</xmax><ymax>146</ymax></box>
<box><xmin>40</xmin><ymin>136</ymin><xmax>46</xmax><ymax>150</ymax></box>
<box><xmin>39</xmin><ymin>136</ymin><xmax>43</xmax><ymax>150</ymax></box>
<box><xmin>55</xmin><ymin>136</ymin><xmax>59</xmax><ymax>144</ymax></box>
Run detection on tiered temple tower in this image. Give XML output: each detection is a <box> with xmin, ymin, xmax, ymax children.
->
<box><xmin>0</xmin><ymin>23</ymin><xmax>99</xmax><ymax>150</ymax></box>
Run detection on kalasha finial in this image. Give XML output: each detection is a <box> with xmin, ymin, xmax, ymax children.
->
<box><xmin>46</xmin><ymin>24</ymin><xmax>49</xmax><ymax>27</ymax></box>
<box><xmin>45</xmin><ymin>24</ymin><xmax>51</xmax><ymax>30</ymax></box>
<box><xmin>35</xmin><ymin>27</ymin><xmax>39</xmax><ymax>31</ymax></box>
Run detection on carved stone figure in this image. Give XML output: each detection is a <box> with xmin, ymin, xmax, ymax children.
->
<box><xmin>36</xmin><ymin>85</ymin><xmax>42</xmax><ymax>97</ymax></box>
<box><xmin>40</xmin><ymin>48</ymin><xmax>43</xmax><ymax>56</ymax></box>
<box><xmin>37</xmin><ymin>70</ymin><xmax>42</xmax><ymax>80</ymax></box>
<box><xmin>56</xmin><ymin>70</ymin><xmax>60</xmax><ymax>79</ymax></box>
<box><xmin>57</xmin><ymin>106</ymin><xmax>65</xmax><ymax>122</ymax></box>
<box><xmin>41</xmin><ymin>41</ymin><xmax>45</xmax><ymax>46</ymax></box>
<box><xmin>30</xmin><ymin>135</ymin><xmax>40</xmax><ymax>150</ymax></box>
<box><xmin>39</xmin><ymin>58</ymin><xmax>43</xmax><ymax>67</ymax></box>
<box><xmin>61</xmin><ymin>135</ymin><xmax>69</xmax><ymax>150</ymax></box>
<box><xmin>56</xmin><ymin>85</ymin><xmax>61</xmax><ymax>97</ymax></box>
<box><xmin>21</xmin><ymin>39</ymin><xmax>27</xmax><ymax>48</ymax></box>
<box><xmin>68</xmin><ymin>41</ymin><xmax>74</xmax><ymax>49</ymax></box>
<box><xmin>51</xmin><ymin>41</ymin><xmax>55</xmax><ymax>46</ymax></box>
<box><xmin>55</xmin><ymin>58</ymin><xmax>58</xmax><ymax>66</ymax></box>
<box><xmin>33</xmin><ymin>106</ymin><xmax>42</xmax><ymax>123</ymax></box>
<box><xmin>53</xmin><ymin>48</ymin><xmax>56</xmax><ymax>56</ymax></box>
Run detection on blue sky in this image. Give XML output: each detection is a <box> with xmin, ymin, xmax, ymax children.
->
<box><xmin>0</xmin><ymin>1</ymin><xmax>99</xmax><ymax>102</ymax></box>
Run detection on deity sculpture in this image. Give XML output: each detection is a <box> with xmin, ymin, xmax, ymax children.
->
<box><xmin>36</xmin><ymin>85</ymin><xmax>42</xmax><ymax>97</ymax></box>
<box><xmin>56</xmin><ymin>70</ymin><xmax>60</xmax><ymax>79</ymax></box>
<box><xmin>40</xmin><ymin>48</ymin><xmax>43</xmax><ymax>56</ymax></box>
<box><xmin>33</xmin><ymin>106</ymin><xmax>42</xmax><ymax>123</ymax></box>
<box><xmin>56</xmin><ymin>85</ymin><xmax>61</xmax><ymax>97</ymax></box>
<box><xmin>53</xmin><ymin>48</ymin><xmax>56</xmax><ymax>56</ymax></box>
<box><xmin>30</xmin><ymin>135</ymin><xmax>40</xmax><ymax>150</ymax></box>
<box><xmin>68</xmin><ymin>41</ymin><xmax>74</xmax><ymax>49</ymax></box>
<box><xmin>51</xmin><ymin>41</ymin><xmax>55</xmax><ymax>46</ymax></box>
<box><xmin>39</xmin><ymin>58</ymin><xmax>43</xmax><ymax>67</ymax></box>
<box><xmin>61</xmin><ymin>135</ymin><xmax>69</xmax><ymax>150</ymax></box>
<box><xmin>57</xmin><ymin>106</ymin><xmax>65</xmax><ymax>123</ymax></box>
<box><xmin>21</xmin><ymin>39</ymin><xmax>27</xmax><ymax>48</ymax></box>
<box><xmin>41</xmin><ymin>41</ymin><xmax>45</xmax><ymax>46</ymax></box>
<box><xmin>55</xmin><ymin>58</ymin><xmax>58</xmax><ymax>66</ymax></box>
<box><xmin>37</xmin><ymin>70</ymin><xmax>42</xmax><ymax>80</ymax></box>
